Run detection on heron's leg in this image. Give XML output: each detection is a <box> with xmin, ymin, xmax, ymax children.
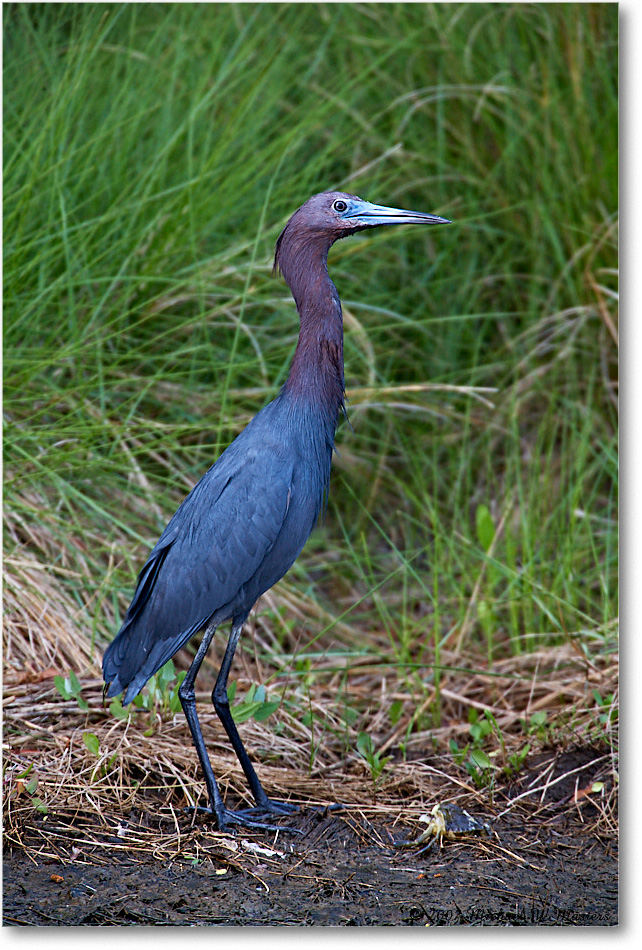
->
<box><xmin>178</xmin><ymin>622</ymin><xmax>290</xmax><ymax>832</ymax></box>
<box><xmin>212</xmin><ymin>622</ymin><xmax>297</xmax><ymax>816</ymax></box>
<box><xmin>178</xmin><ymin>622</ymin><xmax>228</xmax><ymax>821</ymax></box>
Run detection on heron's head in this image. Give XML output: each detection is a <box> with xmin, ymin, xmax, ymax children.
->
<box><xmin>274</xmin><ymin>190</ymin><xmax>450</xmax><ymax>277</ymax></box>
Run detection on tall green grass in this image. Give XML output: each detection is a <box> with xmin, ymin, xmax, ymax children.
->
<box><xmin>4</xmin><ymin>4</ymin><xmax>617</xmax><ymax>705</ymax></box>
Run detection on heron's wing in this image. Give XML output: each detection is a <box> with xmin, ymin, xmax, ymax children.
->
<box><xmin>103</xmin><ymin>445</ymin><xmax>294</xmax><ymax>702</ymax></box>
<box><xmin>116</xmin><ymin>464</ymin><xmax>237</xmax><ymax>632</ymax></box>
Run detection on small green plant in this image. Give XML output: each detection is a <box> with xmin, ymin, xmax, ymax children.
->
<box><xmin>131</xmin><ymin>659</ymin><xmax>186</xmax><ymax>718</ymax></box>
<box><xmin>468</xmin><ymin>708</ymin><xmax>494</xmax><ymax>746</ymax></box>
<box><xmin>356</xmin><ymin>732</ymin><xmax>390</xmax><ymax>789</ymax></box>
<box><xmin>83</xmin><ymin>731</ymin><xmax>100</xmax><ymax>756</ymax></box>
<box><xmin>505</xmin><ymin>743</ymin><xmax>530</xmax><ymax>775</ymax></box>
<box><xmin>449</xmin><ymin>709</ymin><xmax>534</xmax><ymax>789</ymax></box>
<box><xmin>9</xmin><ymin>764</ymin><xmax>47</xmax><ymax>814</ymax></box>
<box><xmin>228</xmin><ymin>681</ymin><xmax>280</xmax><ymax>724</ymax></box>
<box><xmin>523</xmin><ymin>710</ymin><xmax>550</xmax><ymax>742</ymax></box>
<box><xmin>593</xmin><ymin>690</ymin><xmax>618</xmax><ymax>729</ymax></box>
<box><xmin>109</xmin><ymin>694</ymin><xmax>130</xmax><ymax>721</ymax></box>
<box><xmin>465</xmin><ymin>747</ymin><xmax>496</xmax><ymax>790</ymax></box>
<box><xmin>82</xmin><ymin>731</ymin><xmax>118</xmax><ymax>780</ymax></box>
<box><xmin>105</xmin><ymin>660</ymin><xmax>187</xmax><ymax>736</ymax></box>
<box><xmin>54</xmin><ymin>670</ymin><xmax>88</xmax><ymax>711</ymax></box>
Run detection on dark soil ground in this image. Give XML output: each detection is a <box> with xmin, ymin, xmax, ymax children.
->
<box><xmin>3</xmin><ymin>749</ymin><xmax>617</xmax><ymax>927</ymax></box>
<box><xmin>3</xmin><ymin>816</ymin><xmax>617</xmax><ymax>926</ymax></box>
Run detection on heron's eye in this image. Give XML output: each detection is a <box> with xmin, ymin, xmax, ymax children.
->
<box><xmin>333</xmin><ymin>199</ymin><xmax>348</xmax><ymax>213</ymax></box>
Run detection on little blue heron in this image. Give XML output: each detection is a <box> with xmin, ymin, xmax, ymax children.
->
<box><xmin>103</xmin><ymin>191</ymin><xmax>450</xmax><ymax>830</ymax></box>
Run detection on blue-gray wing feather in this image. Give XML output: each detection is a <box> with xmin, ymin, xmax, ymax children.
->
<box><xmin>103</xmin><ymin>444</ymin><xmax>295</xmax><ymax>703</ymax></box>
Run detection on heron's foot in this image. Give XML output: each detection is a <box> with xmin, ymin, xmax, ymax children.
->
<box><xmin>186</xmin><ymin>799</ymin><xmax>300</xmax><ymax>833</ymax></box>
<box><xmin>251</xmin><ymin>797</ymin><xmax>298</xmax><ymax>817</ymax></box>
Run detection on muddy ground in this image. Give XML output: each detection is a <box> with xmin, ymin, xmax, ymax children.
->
<box><xmin>3</xmin><ymin>816</ymin><xmax>617</xmax><ymax>927</ymax></box>
<box><xmin>3</xmin><ymin>749</ymin><xmax>617</xmax><ymax>927</ymax></box>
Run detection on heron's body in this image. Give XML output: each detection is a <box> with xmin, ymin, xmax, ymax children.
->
<box><xmin>104</xmin><ymin>387</ymin><xmax>337</xmax><ymax>703</ymax></box>
<box><xmin>103</xmin><ymin>190</ymin><xmax>449</xmax><ymax>829</ymax></box>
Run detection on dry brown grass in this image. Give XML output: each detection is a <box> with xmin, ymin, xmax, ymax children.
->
<box><xmin>3</xmin><ymin>534</ymin><xmax>618</xmax><ymax>867</ymax></box>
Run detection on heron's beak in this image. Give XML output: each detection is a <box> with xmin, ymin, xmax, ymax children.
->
<box><xmin>345</xmin><ymin>198</ymin><xmax>451</xmax><ymax>227</ymax></box>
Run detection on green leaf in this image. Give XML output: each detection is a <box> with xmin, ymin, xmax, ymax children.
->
<box><xmin>157</xmin><ymin>659</ymin><xmax>176</xmax><ymax>688</ymax></box>
<box><xmin>32</xmin><ymin>797</ymin><xmax>48</xmax><ymax>814</ymax></box>
<box><xmin>469</xmin><ymin>748</ymin><xmax>492</xmax><ymax>769</ymax></box>
<box><xmin>68</xmin><ymin>670</ymin><xmax>82</xmax><ymax>695</ymax></box>
<box><xmin>83</xmin><ymin>732</ymin><xmax>100</xmax><ymax>756</ymax></box>
<box><xmin>110</xmin><ymin>696</ymin><xmax>130</xmax><ymax>720</ymax></box>
<box><xmin>253</xmin><ymin>700</ymin><xmax>280</xmax><ymax>722</ymax></box>
<box><xmin>54</xmin><ymin>675</ymin><xmax>70</xmax><ymax>699</ymax></box>
<box><xmin>389</xmin><ymin>699</ymin><xmax>403</xmax><ymax>726</ymax></box>
<box><xmin>476</xmin><ymin>504</ymin><xmax>495</xmax><ymax>552</ymax></box>
<box><xmin>231</xmin><ymin>702</ymin><xmax>262</xmax><ymax>724</ymax></box>
<box><xmin>356</xmin><ymin>732</ymin><xmax>373</xmax><ymax>758</ymax></box>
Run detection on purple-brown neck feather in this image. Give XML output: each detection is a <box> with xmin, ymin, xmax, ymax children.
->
<box><xmin>274</xmin><ymin>215</ymin><xmax>348</xmax><ymax>415</ymax></box>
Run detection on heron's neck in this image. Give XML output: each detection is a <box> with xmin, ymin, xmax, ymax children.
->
<box><xmin>282</xmin><ymin>243</ymin><xmax>345</xmax><ymax>415</ymax></box>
